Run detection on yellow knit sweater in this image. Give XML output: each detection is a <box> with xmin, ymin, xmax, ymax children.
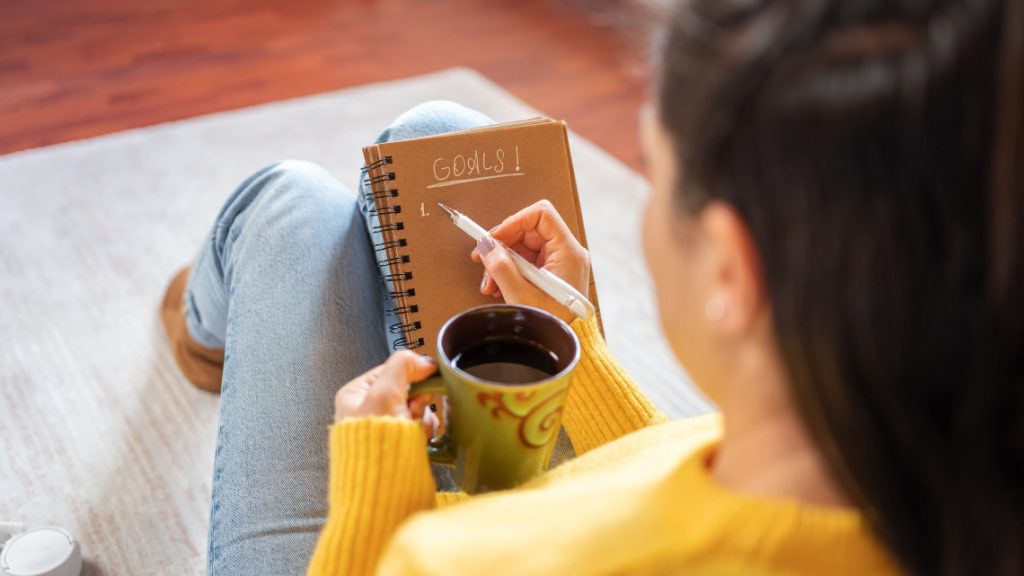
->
<box><xmin>307</xmin><ymin>317</ymin><xmax>898</xmax><ymax>575</ymax></box>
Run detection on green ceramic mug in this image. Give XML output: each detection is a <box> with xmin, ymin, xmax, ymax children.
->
<box><xmin>409</xmin><ymin>304</ymin><xmax>580</xmax><ymax>494</ymax></box>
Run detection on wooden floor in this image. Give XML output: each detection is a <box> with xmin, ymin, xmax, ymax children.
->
<box><xmin>0</xmin><ymin>0</ymin><xmax>655</xmax><ymax>170</ymax></box>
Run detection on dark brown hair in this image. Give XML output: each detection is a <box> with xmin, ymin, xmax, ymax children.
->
<box><xmin>655</xmin><ymin>0</ymin><xmax>1023</xmax><ymax>574</ymax></box>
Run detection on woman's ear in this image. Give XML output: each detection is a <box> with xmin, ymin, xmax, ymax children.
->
<box><xmin>697</xmin><ymin>201</ymin><xmax>764</xmax><ymax>337</ymax></box>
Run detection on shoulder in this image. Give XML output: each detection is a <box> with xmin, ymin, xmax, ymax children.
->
<box><xmin>376</xmin><ymin>414</ymin><xmax>725</xmax><ymax>576</ymax></box>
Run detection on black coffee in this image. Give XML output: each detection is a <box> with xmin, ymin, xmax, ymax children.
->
<box><xmin>452</xmin><ymin>339</ymin><xmax>560</xmax><ymax>385</ymax></box>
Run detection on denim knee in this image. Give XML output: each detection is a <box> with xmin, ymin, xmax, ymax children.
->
<box><xmin>213</xmin><ymin>160</ymin><xmax>354</xmax><ymax>262</ymax></box>
<box><xmin>374</xmin><ymin>100</ymin><xmax>495</xmax><ymax>145</ymax></box>
<box><xmin>249</xmin><ymin>160</ymin><xmax>351</xmax><ymax>218</ymax></box>
<box><xmin>358</xmin><ymin>102</ymin><xmax>494</xmax><ymax>217</ymax></box>
<box><xmin>258</xmin><ymin>160</ymin><xmax>341</xmax><ymax>204</ymax></box>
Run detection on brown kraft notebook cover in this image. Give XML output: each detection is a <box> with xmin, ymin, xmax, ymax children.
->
<box><xmin>362</xmin><ymin>118</ymin><xmax>600</xmax><ymax>358</ymax></box>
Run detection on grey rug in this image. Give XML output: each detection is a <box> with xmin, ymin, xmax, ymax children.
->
<box><xmin>0</xmin><ymin>67</ymin><xmax>711</xmax><ymax>575</ymax></box>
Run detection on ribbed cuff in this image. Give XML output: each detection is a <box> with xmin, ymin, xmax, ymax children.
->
<box><xmin>307</xmin><ymin>417</ymin><xmax>436</xmax><ymax>576</ymax></box>
<box><xmin>562</xmin><ymin>315</ymin><xmax>666</xmax><ymax>454</ymax></box>
<box><xmin>435</xmin><ymin>491</ymin><xmax>469</xmax><ymax>507</ymax></box>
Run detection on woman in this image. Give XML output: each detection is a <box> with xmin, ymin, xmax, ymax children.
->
<box><xmin>163</xmin><ymin>0</ymin><xmax>1022</xmax><ymax>573</ymax></box>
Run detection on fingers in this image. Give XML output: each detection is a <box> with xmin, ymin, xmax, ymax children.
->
<box><xmin>409</xmin><ymin>396</ymin><xmax>442</xmax><ymax>438</ymax></box>
<box><xmin>480</xmin><ymin>271</ymin><xmax>497</xmax><ymax>296</ymax></box>
<box><xmin>383</xmin><ymin>350</ymin><xmax>437</xmax><ymax>389</ymax></box>
<box><xmin>364</xmin><ymin>351</ymin><xmax>436</xmax><ymax>418</ymax></box>
<box><xmin>334</xmin><ymin>364</ymin><xmax>386</xmax><ymax>422</ymax></box>
<box><xmin>408</xmin><ymin>393</ymin><xmax>430</xmax><ymax>416</ymax></box>
<box><xmin>348</xmin><ymin>364</ymin><xmax>384</xmax><ymax>384</ymax></box>
<box><xmin>489</xmin><ymin>199</ymin><xmax>576</xmax><ymax>250</ymax></box>
<box><xmin>359</xmin><ymin>364</ymin><xmax>385</xmax><ymax>387</ymax></box>
<box><xmin>473</xmin><ymin>243</ymin><xmax>540</xmax><ymax>264</ymax></box>
<box><xmin>421</xmin><ymin>409</ymin><xmax>440</xmax><ymax>439</ymax></box>
<box><xmin>477</xmin><ymin>236</ymin><xmax>544</xmax><ymax>306</ymax></box>
<box><xmin>479</xmin><ymin>272</ymin><xmax>505</xmax><ymax>300</ymax></box>
<box><xmin>469</xmin><ymin>200</ymin><xmax>588</xmax><ymax>322</ymax></box>
<box><xmin>408</xmin><ymin>393</ymin><xmax>437</xmax><ymax>421</ymax></box>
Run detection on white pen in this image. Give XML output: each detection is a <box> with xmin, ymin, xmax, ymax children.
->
<box><xmin>438</xmin><ymin>202</ymin><xmax>595</xmax><ymax>321</ymax></box>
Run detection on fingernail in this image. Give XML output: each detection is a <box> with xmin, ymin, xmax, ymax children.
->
<box><xmin>480</xmin><ymin>272</ymin><xmax>489</xmax><ymax>290</ymax></box>
<box><xmin>419</xmin><ymin>355</ymin><xmax>435</xmax><ymax>365</ymax></box>
<box><xmin>477</xmin><ymin>236</ymin><xmax>495</xmax><ymax>257</ymax></box>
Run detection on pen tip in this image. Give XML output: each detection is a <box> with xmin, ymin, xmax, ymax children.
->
<box><xmin>437</xmin><ymin>202</ymin><xmax>457</xmax><ymax>218</ymax></box>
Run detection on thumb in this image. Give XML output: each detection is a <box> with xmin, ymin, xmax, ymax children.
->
<box><xmin>477</xmin><ymin>236</ymin><xmax>541</xmax><ymax>305</ymax></box>
<box><xmin>368</xmin><ymin>350</ymin><xmax>436</xmax><ymax>418</ymax></box>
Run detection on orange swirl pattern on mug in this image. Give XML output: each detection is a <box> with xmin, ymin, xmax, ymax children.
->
<box><xmin>477</xmin><ymin>386</ymin><xmax>570</xmax><ymax>447</ymax></box>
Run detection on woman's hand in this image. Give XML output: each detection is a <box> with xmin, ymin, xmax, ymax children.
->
<box><xmin>471</xmin><ymin>199</ymin><xmax>591</xmax><ymax>324</ymax></box>
<box><xmin>334</xmin><ymin>350</ymin><xmax>440</xmax><ymax>436</ymax></box>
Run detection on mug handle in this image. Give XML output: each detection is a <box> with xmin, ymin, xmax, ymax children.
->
<box><xmin>408</xmin><ymin>376</ymin><xmax>456</xmax><ymax>465</ymax></box>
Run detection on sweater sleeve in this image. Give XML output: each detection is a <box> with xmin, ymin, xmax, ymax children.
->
<box><xmin>306</xmin><ymin>417</ymin><xmax>437</xmax><ymax>576</ymax></box>
<box><xmin>561</xmin><ymin>315</ymin><xmax>669</xmax><ymax>454</ymax></box>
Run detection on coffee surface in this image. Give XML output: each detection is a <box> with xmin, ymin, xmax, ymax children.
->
<box><xmin>452</xmin><ymin>338</ymin><xmax>559</xmax><ymax>384</ymax></box>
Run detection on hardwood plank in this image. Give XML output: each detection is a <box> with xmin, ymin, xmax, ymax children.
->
<box><xmin>0</xmin><ymin>0</ymin><xmax>653</xmax><ymax>170</ymax></box>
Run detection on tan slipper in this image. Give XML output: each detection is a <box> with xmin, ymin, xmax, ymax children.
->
<box><xmin>161</xmin><ymin>267</ymin><xmax>224</xmax><ymax>393</ymax></box>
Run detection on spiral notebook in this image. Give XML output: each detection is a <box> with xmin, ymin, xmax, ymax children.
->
<box><xmin>362</xmin><ymin>118</ymin><xmax>600</xmax><ymax>357</ymax></box>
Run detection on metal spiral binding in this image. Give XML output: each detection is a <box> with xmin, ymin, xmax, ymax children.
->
<box><xmin>372</xmin><ymin>221</ymin><xmax>405</xmax><ymax>233</ymax></box>
<box><xmin>363</xmin><ymin>154</ymin><xmax>423</xmax><ymax>350</ymax></box>
<box><xmin>386</xmin><ymin>287</ymin><xmax>416</xmax><ymax>299</ymax></box>
<box><xmin>394</xmin><ymin>335</ymin><xmax>425</xmax><ymax>349</ymax></box>
<box><xmin>367</xmin><ymin>204</ymin><xmax>402</xmax><ymax>216</ymax></box>
<box><xmin>361</xmin><ymin>156</ymin><xmax>392</xmax><ymax>173</ymax></box>
<box><xmin>366</xmin><ymin>172</ymin><xmax>395</xmax><ymax>186</ymax></box>
<box><xmin>364</xmin><ymin>188</ymin><xmax>399</xmax><ymax>201</ymax></box>
<box><xmin>386</xmin><ymin>303</ymin><xmax>419</xmax><ymax>316</ymax></box>
<box><xmin>389</xmin><ymin>320</ymin><xmax>422</xmax><ymax>334</ymax></box>
<box><xmin>382</xmin><ymin>254</ymin><xmax>410</xmax><ymax>267</ymax></box>
<box><xmin>375</xmin><ymin>238</ymin><xmax>407</xmax><ymax>252</ymax></box>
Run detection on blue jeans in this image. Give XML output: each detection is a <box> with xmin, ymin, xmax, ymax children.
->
<box><xmin>186</xmin><ymin>101</ymin><xmax>495</xmax><ymax>575</ymax></box>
